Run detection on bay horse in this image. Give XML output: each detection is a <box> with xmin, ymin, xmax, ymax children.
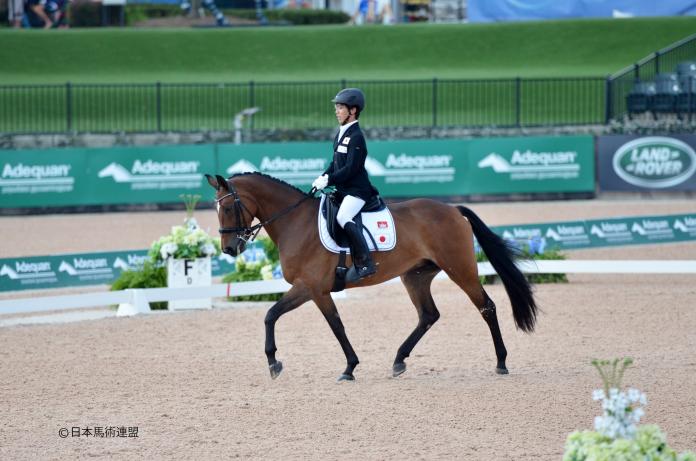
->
<box><xmin>206</xmin><ymin>173</ymin><xmax>537</xmax><ymax>381</ymax></box>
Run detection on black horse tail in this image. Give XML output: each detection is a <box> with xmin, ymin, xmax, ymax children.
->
<box><xmin>457</xmin><ymin>206</ymin><xmax>538</xmax><ymax>333</ymax></box>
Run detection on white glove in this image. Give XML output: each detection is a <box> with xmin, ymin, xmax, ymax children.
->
<box><xmin>312</xmin><ymin>174</ymin><xmax>329</xmax><ymax>190</ymax></box>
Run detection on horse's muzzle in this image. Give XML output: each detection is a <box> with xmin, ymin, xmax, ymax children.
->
<box><xmin>223</xmin><ymin>240</ymin><xmax>246</xmax><ymax>257</ymax></box>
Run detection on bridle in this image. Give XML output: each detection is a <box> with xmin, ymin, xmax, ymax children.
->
<box><xmin>216</xmin><ymin>179</ymin><xmax>315</xmax><ymax>244</ymax></box>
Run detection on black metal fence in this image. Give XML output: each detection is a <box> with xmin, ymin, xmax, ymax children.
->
<box><xmin>0</xmin><ymin>77</ymin><xmax>607</xmax><ymax>135</ymax></box>
<box><xmin>608</xmin><ymin>33</ymin><xmax>696</xmax><ymax>120</ymax></box>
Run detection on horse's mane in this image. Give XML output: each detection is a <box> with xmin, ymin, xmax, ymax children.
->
<box><xmin>229</xmin><ymin>172</ymin><xmax>309</xmax><ymax>196</ymax></box>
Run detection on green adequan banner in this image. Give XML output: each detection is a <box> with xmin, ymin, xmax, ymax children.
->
<box><xmin>1</xmin><ymin>145</ymin><xmax>216</xmax><ymax>208</ymax></box>
<box><xmin>217</xmin><ymin>139</ymin><xmax>468</xmax><ymax>197</ymax></box>
<box><xmin>0</xmin><ymin>148</ymin><xmax>89</xmax><ymax>207</ymax></box>
<box><xmin>217</xmin><ymin>136</ymin><xmax>593</xmax><ymax>197</ymax></box>
<box><xmin>2</xmin><ymin>214</ymin><xmax>694</xmax><ymax>293</ymax></box>
<box><xmin>491</xmin><ymin>213</ymin><xmax>696</xmax><ymax>252</ymax></box>
<box><xmin>468</xmin><ymin>136</ymin><xmax>595</xmax><ymax>194</ymax></box>
<box><xmin>1</xmin><ymin>135</ymin><xmax>595</xmax><ymax>208</ymax></box>
<box><xmin>0</xmin><ymin>250</ymin><xmax>237</xmax><ymax>293</ymax></box>
<box><xmin>87</xmin><ymin>144</ymin><xmax>215</xmax><ymax>205</ymax></box>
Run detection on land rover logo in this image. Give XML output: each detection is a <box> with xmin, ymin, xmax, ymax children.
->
<box><xmin>612</xmin><ymin>137</ymin><xmax>696</xmax><ymax>188</ymax></box>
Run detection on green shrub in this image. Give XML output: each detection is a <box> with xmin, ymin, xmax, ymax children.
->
<box><xmin>226</xmin><ymin>8</ymin><xmax>350</xmax><ymax>25</ymax></box>
<box><xmin>477</xmin><ymin>246</ymin><xmax>568</xmax><ymax>285</ymax></box>
<box><xmin>221</xmin><ymin>236</ymin><xmax>283</xmax><ymax>302</ymax></box>
<box><xmin>110</xmin><ymin>261</ymin><xmax>168</xmax><ymax>309</ymax></box>
<box><xmin>69</xmin><ymin>0</ymin><xmax>101</xmax><ymax>27</ymax></box>
<box><xmin>70</xmin><ymin>3</ymin><xmax>182</xmax><ymax>27</ymax></box>
<box><xmin>1</xmin><ymin>6</ymin><xmax>8</xmax><ymax>26</ymax></box>
<box><xmin>125</xmin><ymin>4</ymin><xmax>182</xmax><ymax>25</ymax></box>
<box><xmin>565</xmin><ymin>425</ymin><xmax>695</xmax><ymax>461</ymax></box>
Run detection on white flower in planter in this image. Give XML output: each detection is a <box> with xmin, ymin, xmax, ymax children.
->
<box><xmin>148</xmin><ymin>194</ymin><xmax>221</xmax><ymax>264</ymax></box>
<box><xmin>592</xmin><ymin>385</ymin><xmax>647</xmax><ymax>440</ymax></box>
<box><xmin>563</xmin><ymin>358</ymin><xmax>695</xmax><ymax>461</ymax></box>
<box><xmin>160</xmin><ymin>242</ymin><xmax>179</xmax><ymax>260</ymax></box>
<box><xmin>201</xmin><ymin>243</ymin><xmax>217</xmax><ymax>257</ymax></box>
<box><xmin>185</xmin><ymin>217</ymin><xmax>199</xmax><ymax>231</ymax></box>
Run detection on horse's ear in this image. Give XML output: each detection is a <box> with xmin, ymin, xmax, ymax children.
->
<box><xmin>215</xmin><ymin>175</ymin><xmax>229</xmax><ymax>191</ymax></box>
<box><xmin>205</xmin><ymin>174</ymin><xmax>219</xmax><ymax>190</ymax></box>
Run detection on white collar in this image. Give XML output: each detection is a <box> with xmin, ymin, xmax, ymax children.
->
<box><xmin>338</xmin><ymin>120</ymin><xmax>358</xmax><ymax>141</ymax></box>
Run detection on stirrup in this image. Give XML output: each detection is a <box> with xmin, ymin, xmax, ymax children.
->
<box><xmin>345</xmin><ymin>261</ymin><xmax>376</xmax><ymax>282</ymax></box>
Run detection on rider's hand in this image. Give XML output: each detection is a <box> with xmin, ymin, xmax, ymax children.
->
<box><xmin>312</xmin><ymin>174</ymin><xmax>329</xmax><ymax>190</ymax></box>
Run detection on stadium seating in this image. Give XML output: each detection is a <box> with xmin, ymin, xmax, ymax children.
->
<box><xmin>676</xmin><ymin>75</ymin><xmax>696</xmax><ymax>113</ymax></box>
<box><xmin>626</xmin><ymin>62</ymin><xmax>696</xmax><ymax>116</ymax></box>
<box><xmin>650</xmin><ymin>73</ymin><xmax>680</xmax><ymax>112</ymax></box>
<box><xmin>676</xmin><ymin>61</ymin><xmax>696</xmax><ymax>76</ymax></box>
<box><xmin>626</xmin><ymin>81</ymin><xmax>656</xmax><ymax>114</ymax></box>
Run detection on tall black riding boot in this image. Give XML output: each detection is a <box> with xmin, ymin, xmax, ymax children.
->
<box><xmin>344</xmin><ymin>221</ymin><xmax>377</xmax><ymax>279</ymax></box>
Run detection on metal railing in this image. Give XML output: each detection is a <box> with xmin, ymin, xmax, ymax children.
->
<box><xmin>0</xmin><ymin>77</ymin><xmax>606</xmax><ymax>134</ymax></box>
<box><xmin>608</xmin><ymin>33</ymin><xmax>696</xmax><ymax>120</ymax></box>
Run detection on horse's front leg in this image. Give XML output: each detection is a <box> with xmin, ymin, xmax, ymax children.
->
<box><xmin>264</xmin><ymin>283</ymin><xmax>311</xmax><ymax>379</ymax></box>
<box><xmin>313</xmin><ymin>292</ymin><xmax>360</xmax><ymax>382</ymax></box>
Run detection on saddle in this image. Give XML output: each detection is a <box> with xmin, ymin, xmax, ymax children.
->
<box><xmin>321</xmin><ymin>192</ymin><xmax>386</xmax><ymax>248</ymax></box>
<box><xmin>318</xmin><ymin>192</ymin><xmax>394</xmax><ymax>292</ymax></box>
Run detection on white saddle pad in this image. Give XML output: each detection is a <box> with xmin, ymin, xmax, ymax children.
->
<box><xmin>318</xmin><ymin>194</ymin><xmax>397</xmax><ymax>254</ymax></box>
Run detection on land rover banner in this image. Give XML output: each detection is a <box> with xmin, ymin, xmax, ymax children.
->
<box><xmin>597</xmin><ymin>135</ymin><xmax>696</xmax><ymax>191</ymax></box>
<box><xmin>468</xmin><ymin>136</ymin><xmax>595</xmax><ymax>194</ymax></box>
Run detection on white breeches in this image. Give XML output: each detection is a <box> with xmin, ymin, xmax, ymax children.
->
<box><xmin>336</xmin><ymin>195</ymin><xmax>366</xmax><ymax>228</ymax></box>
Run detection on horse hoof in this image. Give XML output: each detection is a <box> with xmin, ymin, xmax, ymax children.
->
<box><xmin>337</xmin><ymin>373</ymin><xmax>355</xmax><ymax>382</ymax></box>
<box><xmin>269</xmin><ymin>361</ymin><xmax>283</xmax><ymax>379</ymax></box>
<box><xmin>496</xmin><ymin>367</ymin><xmax>509</xmax><ymax>375</ymax></box>
<box><xmin>392</xmin><ymin>362</ymin><xmax>406</xmax><ymax>377</ymax></box>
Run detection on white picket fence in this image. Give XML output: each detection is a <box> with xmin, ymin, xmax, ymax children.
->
<box><xmin>1</xmin><ymin>260</ymin><xmax>695</xmax><ymax>317</ymax></box>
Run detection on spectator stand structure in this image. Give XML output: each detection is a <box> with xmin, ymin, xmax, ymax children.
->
<box><xmin>609</xmin><ymin>33</ymin><xmax>696</xmax><ymax>121</ymax></box>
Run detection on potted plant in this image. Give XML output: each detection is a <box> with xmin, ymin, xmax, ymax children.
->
<box><xmin>563</xmin><ymin>358</ymin><xmax>694</xmax><ymax>461</ymax></box>
<box><xmin>148</xmin><ymin>194</ymin><xmax>221</xmax><ymax>310</ymax></box>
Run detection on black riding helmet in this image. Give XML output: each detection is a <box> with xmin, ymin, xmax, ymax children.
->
<box><xmin>332</xmin><ymin>88</ymin><xmax>365</xmax><ymax>114</ymax></box>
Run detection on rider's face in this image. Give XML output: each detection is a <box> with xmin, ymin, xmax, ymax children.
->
<box><xmin>335</xmin><ymin>104</ymin><xmax>354</xmax><ymax>125</ymax></box>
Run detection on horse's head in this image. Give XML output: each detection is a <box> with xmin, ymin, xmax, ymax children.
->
<box><xmin>206</xmin><ymin>174</ymin><xmax>259</xmax><ymax>257</ymax></box>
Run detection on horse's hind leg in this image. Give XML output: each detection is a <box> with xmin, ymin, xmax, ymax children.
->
<box><xmin>478</xmin><ymin>288</ymin><xmax>508</xmax><ymax>374</ymax></box>
<box><xmin>393</xmin><ymin>261</ymin><xmax>442</xmax><ymax>377</ymax></box>
<box><xmin>445</xmin><ymin>266</ymin><xmax>509</xmax><ymax>374</ymax></box>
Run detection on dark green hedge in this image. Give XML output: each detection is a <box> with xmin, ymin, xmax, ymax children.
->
<box><xmin>70</xmin><ymin>2</ymin><xmax>182</xmax><ymax>27</ymax></box>
<box><xmin>70</xmin><ymin>0</ymin><xmax>102</xmax><ymax>27</ymax></box>
<box><xmin>68</xmin><ymin>3</ymin><xmax>348</xmax><ymax>28</ymax></box>
<box><xmin>227</xmin><ymin>8</ymin><xmax>350</xmax><ymax>25</ymax></box>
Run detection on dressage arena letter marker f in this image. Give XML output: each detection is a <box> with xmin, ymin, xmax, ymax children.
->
<box><xmin>185</xmin><ymin>259</ymin><xmax>193</xmax><ymax>285</ymax></box>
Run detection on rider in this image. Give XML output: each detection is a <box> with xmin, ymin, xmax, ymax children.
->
<box><xmin>312</xmin><ymin>88</ymin><xmax>379</xmax><ymax>280</ymax></box>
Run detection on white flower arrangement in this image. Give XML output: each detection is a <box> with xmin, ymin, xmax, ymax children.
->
<box><xmin>592</xmin><ymin>386</ymin><xmax>647</xmax><ymax>440</ymax></box>
<box><xmin>563</xmin><ymin>358</ymin><xmax>695</xmax><ymax>461</ymax></box>
<box><xmin>148</xmin><ymin>194</ymin><xmax>221</xmax><ymax>263</ymax></box>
